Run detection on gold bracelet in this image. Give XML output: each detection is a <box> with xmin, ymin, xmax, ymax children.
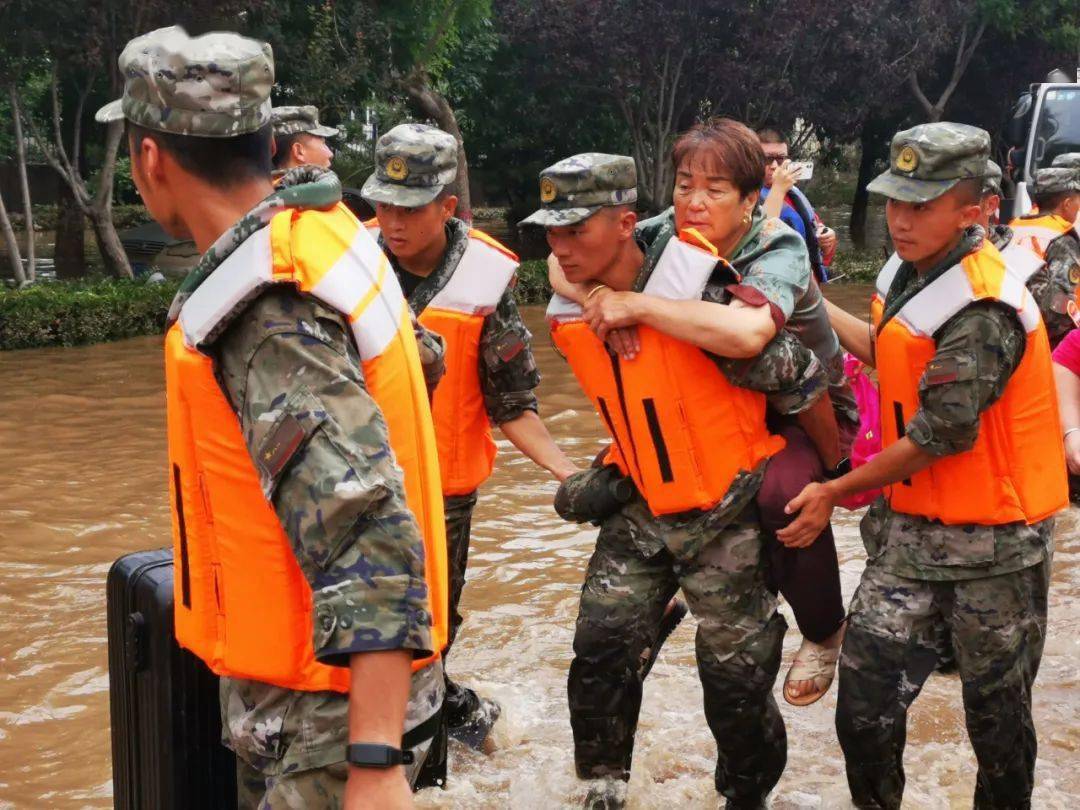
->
<box><xmin>585</xmin><ymin>283</ymin><xmax>609</xmax><ymax>301</ymax></box>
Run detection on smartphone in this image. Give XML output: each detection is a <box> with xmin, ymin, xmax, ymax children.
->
<box><xmin>790</xmin><ymin>161</ymin><xmax>814</xmax><ymax>181</ymax></box>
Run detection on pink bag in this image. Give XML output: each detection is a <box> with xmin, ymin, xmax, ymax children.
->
<box><xmin>839</xmin><ymin>353</ymin><xmax>883</xmax><ymax>510</ymax></box>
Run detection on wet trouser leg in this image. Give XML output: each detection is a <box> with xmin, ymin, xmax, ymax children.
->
<box><xmin>951</xmin><ymin>562</ymin><xmax>1050</xmax><ymax>809</ymax></box>
<box><xmin>678</xmin><ymin>502</ymin><xmax>787</xmax><ymax>807</ymax></box>
<box><xmin>835</xmin><ymin>564</ymin><xmax>951</xmax><ymax>809</ymax></box>
<box><xmin>756</xmin><ymin>422</ymin><xmax>845</xmax><ymax>643</ymax></box>
<box><xmin>443</xmin><ymin>490</ymin><xmax>479</xmax><ymax>658</ymax></box>
<box><xmin>567</xmin><ymin>518</ymin><xmax>679</xmax><ymax>780</ymax></box>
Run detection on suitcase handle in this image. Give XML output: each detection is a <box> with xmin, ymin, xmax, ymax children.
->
<box><xmin>126</xmin><ymin>612</ymin><xmax>147</xmax><ymax>673</ymax></box>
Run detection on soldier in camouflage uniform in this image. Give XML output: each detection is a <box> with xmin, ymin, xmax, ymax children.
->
<box><xmin>1024</xmin><ymin>153</ymin><xmax>1080</xmax><ymax>347</ymax></box>
<box><xmin>782</xmin><ymin>123</ymin><xmax>1067</xmax><ymax>809</ymax></box>
<box><xmin>525</xmin><ymin>150</ymin><xmax>832</xmax><ymax>809</ymax></box>
<box><xmin>977</xmin><ymin>159</ymin><xmax>1013</xmax><ymax>250</ymax></box>
<box><xmin>98</xmin><ymin>27</ymin><xmax>445</xmax><ymax>808</ymax></box>
<box><xmin>271</xmin><ymin>105</ymin><xmax>337</xmax><ymax>173</ymax></box>
<box><xmin>549</xmin><ymin>128</ymin><xmax>855</xmax><ymax>706</ymax></box>
<box><xmin>362</xmin><ymin>123</ymin><xmax>578</xmax><ymax>749</ymax></box>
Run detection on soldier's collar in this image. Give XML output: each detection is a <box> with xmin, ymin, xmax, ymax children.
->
<box><xmin>168</xmin><ymin>171</ymin><xmax>343</xmax><ymax>323</ymax></box>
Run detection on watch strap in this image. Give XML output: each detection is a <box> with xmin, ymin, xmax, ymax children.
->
<box><xmin>346</xmin><ymin>743</ymin><xmax>415</xmax><ymax>769</ymax></box>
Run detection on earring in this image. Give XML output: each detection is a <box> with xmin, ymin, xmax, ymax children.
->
<box><xmin>742</xmin><ymin>211</ymin><xmax>752</xmax><ymax>225</ymax></box>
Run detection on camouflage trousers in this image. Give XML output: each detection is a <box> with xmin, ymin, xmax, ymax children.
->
<box><xmin>444</xmin><ymin>490</ymin><xmax>479</xmax><ymax>659</ymax></box>
<box><xmin>226</xmin><ymin>660</ymin><xmax>444</xmax><ymax>809</ymax></box>
<box><xmin>567</xmin><ymin>500</ymin><xmax>788</xmax><ymax>806</ymax></box>
<box><xmin>836</xmin><ymin>558</ymin><xmax>1051</xmax><ymax>810</ymax></box>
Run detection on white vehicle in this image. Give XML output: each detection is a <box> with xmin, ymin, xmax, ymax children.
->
<box><xmin>1005</xmin><ymin>69</ymin><xmax>1080</xmax><ymax>218</ymax></box>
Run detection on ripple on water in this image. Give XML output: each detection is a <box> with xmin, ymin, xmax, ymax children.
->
<box><xmin>3</xmin><ymin>308</ymin><xmax>1080</xmax><ymax>806</ymax></box>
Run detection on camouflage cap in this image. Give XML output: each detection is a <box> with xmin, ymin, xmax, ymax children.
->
<box><xmin>95</xmin><ymin>26</ymin><xmax>273</xmax><ymax>138</ymax></box>
<box><xmin>360</xmin><ymin>123</ymin><xmax>458</xmax><ymax>208</ymax></box>
<box><xmin>272</xmin><ymin>105</ymin><xmax>338</xmax><ymax>139</ymax></box>
<box><xmin>519</xmin><ymin>153</ymin><xmax>637</xmax><ymax>227</ymax></box>
<box><xmin>1034</xmin><ymin>152</ymin><xmax>1080</xmax><ymax>195</ymax></box>
<box><xmin>867</xmin><ymin>122</ymin><xmax>990</xmax><ymax>203</ymax></box>
<box><xmin>982</xmin><ymin>159</ymin><xmax>1003</xmax><ymax>197</ymax></box>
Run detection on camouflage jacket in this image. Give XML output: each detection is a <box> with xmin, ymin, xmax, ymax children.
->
<box><xmin>636</xmin><ymin>207</ymin><xmax>848</xmax><ymax>420</ymax></box>
<box><xmin>866</xmin><ymin>227</ymin><xmax>1053</xmax><ymax>581</ymax></box>
<box><xmin>381</xmin><ymin>217</ymin><xmax>541</xmax><ymax>426</ymax></box>
<box><xmin>988</xmin><ymin>222</ymin><xmax>1013</xmax><ymax>251</ymax></box>
<box><xmin>1027</xmin><ymin>228</ymin><xmax>1080</xmax><ymax>348</ymax></box>
<box><xmin>170</xmin><ymin>167</ymin><xmax>442</xmax><ymax>773</ymax></box>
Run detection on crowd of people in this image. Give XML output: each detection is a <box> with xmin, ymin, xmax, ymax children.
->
<box><xmin>98</xmin><ymin>24</ymin><xmax>1080</xmax><ymax>810</ymax></box>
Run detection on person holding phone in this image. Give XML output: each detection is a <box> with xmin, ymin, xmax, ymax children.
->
<box><xmin>758</xmin><ymin>127</ymin><xmax>836</xmax><ymax>281</ymax></box>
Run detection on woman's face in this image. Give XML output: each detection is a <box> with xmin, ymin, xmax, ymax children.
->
<box><xmin>672</xmin><ymin>155</ymin><xmax>757</xmax><ymax>253</ymax></box>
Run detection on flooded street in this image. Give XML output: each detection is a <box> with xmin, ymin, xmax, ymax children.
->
<box><xmin>1</xmin><ymin>289</ymin><xmax>1078</xmax><ymax>808</ymax></box>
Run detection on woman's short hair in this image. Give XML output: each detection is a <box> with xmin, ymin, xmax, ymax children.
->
<box><xmin>671</xmin><ymin>118</ymin><xmax>765</xmax><ymax>198</ymax></box>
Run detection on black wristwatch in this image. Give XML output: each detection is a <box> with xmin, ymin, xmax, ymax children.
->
<box><xmin>823</xmin><ymin>457</ymin><xmax>852</xmax><ymax>480</ymax></box>
<box><xmin>346</xmin><ymin>743</ymin><xmax>415</xmax><ymax>769</ymax></box>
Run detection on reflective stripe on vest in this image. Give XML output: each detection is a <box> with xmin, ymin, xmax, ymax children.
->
<box><xmin>1008</xmin><ymin>214</ymin><xmax>1073</xmax><ymax>259</ymax></box>
<box><xmin>548</xmin><ymin>230</ymin><xmax>785</xmax><ymax>516</ymax></box>
<box><xmin>999</xmin><ymin>239</ymin><xmax>1046</xmax><ymax>284</ymax></box>
<box><xmin>365</xmin><ymin>219</ymin><xmax>519</xmax><ymax>494</ymax></box>
<box><xmin>167</xmin><ymin>203</ymin><xmax>448</xmax><ymax>692</ymax></box>
<box><xmin>872</xmin><ymin>242</ymin><xmax>1067</xmax><ymax>525</ymax></box>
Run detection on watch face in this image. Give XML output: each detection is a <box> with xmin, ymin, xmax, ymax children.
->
<box><xmin>347</xmin><ymin>743</ymin><xmax>404</xmax><ymax>768</ymax></box>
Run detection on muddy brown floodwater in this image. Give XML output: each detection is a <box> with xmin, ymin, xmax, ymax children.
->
<box><xmin>1</xmin><ymin>286</ymin><xmax>1078</xmax><ymax>809</ymax></box>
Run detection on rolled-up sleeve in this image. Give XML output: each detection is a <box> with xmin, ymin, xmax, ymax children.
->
<box><xmin>905</xmin><ymin>302</ymin><xmax>1026</xmax><ymax>457</ymax></box>
<box><xmin>215</xmin><ymin>288</ymin><xmax>433</xmax><ymax>667</ymax></box>
<box><xmin>717</xmin><ymin>329</ymin><xmax>828</xmax><ymax>414</ymax></box>
<box><xmin>479</xmin><ymin>290</ymin><xmax>540</xmax><ymax>425</ymax></box>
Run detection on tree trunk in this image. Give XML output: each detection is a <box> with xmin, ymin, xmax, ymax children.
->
<box><xmin>402</xmin><ymin>74</ymin><xmax>473</xmax><ymax>223</ymax></box>
<box><xmin>87</xmin><ymin>204</ymin><xmax>131</xmax><ymax>278</ymax></box>
<box><xmin>850</xmin><ymin>118</ymin><xmax>887</xmax><ymax>250</ymax></box>
<box><xmin>54</xmin><ymin>182</ymin><xmax>86</xmax><ymax>280</ymax></box>
<box><xmin>10</xmin><ymin>86</ymin><xmax>35</xmax><ymax>282</ymax></box>
<box><xmin>0</xmin><ymin>189</ymin><xmax>27</xmax><ymax>286</ymax></box>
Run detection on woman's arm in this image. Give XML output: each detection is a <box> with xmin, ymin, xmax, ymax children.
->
<box><xmin>583</xmin><ymin>291</ymin><xmax>777</xmax><ymax>359</ymax></box>
<box><xmin>1053</xmin><ymin>361</ymin><xmax>1080</xmax><ymax>474</ymax></box>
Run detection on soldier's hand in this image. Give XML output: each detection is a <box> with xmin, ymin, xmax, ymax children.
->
<box><xmin>344</xmin><ymin>766</ymin><xmax>413</xmax><ymax>809</ymax></box>
<box><xmin>777</xmin><ymin>481</ymin><xmax>836</xmax><ymax>547</ymax></box>
<box><xmin>606</xmin><ymin>326</ymin><xmax>641</xmax><ymax>360</ymax></box>
<box><xmin>584</xmin><ymin>290</ymin><xmax>643</xmax><ymax>342</ymax></box>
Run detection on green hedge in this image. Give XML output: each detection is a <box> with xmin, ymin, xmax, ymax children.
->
<box><xmin>0</xmin><ymin>278</ymin><xmax>180</xmax><ymax>350</ymax></box>
<box><xmin>514</xmin><ymin>259</ymin><xmax>552</xmax><ymax>305</ymax></box>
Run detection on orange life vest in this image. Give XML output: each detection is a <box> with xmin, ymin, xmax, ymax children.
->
<box><xmin>548</xmin><ymin>230</ymin><xmax>785</xmax><ymax>516</ymax></box>
<box><xmin>166</xmin><ymin>203</ymin><xmax>448</xmax><ymax>693</ymax></box>
<box><xmin>871</xmin><ymin>242</ymin><xmax>1067</xmax><ymax>525</ymax></box>
<box><xmin>365</xmin><ymin>219</ymin><xmax>518</xmax><ymax>496</ymax></box>
<box><xmin>1007</xmin><ymin>213</ymin><xmax>1074</xmax><ymax>259</ymax></box>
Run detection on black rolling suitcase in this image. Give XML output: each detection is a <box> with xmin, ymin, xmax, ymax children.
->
<box><xmin>107</xmin><ymin>548</ymin><xmax>237</xmax><ymax>810</ymax></box>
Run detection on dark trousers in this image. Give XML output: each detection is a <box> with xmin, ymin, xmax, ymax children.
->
<box><xmin>567</xmin><ymin>502</ymin><xmax>787</xmax><ymax>805</ymax></box>
<box><xmin>757</xmin><ymin>421</ymin><xmax>846</xmax><ymax>643</ymax></box>
<box><xmin>836</xmin><ymin>560</ymin><xmax>1049</xmax><ymax>809</ymax></box>
<box><xmin>443</xmin><ymin>490</ymin><xmax>479</xmax><ymax>661</ymax></box>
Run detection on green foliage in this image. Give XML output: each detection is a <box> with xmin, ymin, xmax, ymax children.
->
<box><xmin>513</xmin><ymin>259</ymin><xmax>552</xmax><ymax>305</ymax></box>
<box><xmin>0</xmin><ymin>278</ymin><xmax>180</xmax><ymax>350</ymax></box>
<box><xmin>829</xmin><ymin>250</ymin><xmax>883</xmax><ymax>284</ymax></box>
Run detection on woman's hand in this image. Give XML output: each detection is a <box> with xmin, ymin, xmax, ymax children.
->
<box><xmin>1066</xmin><ymin>431</ymin><xmax>1080</xmax><ymax>475</ymax></box>
<box><xmin>583</xmin><ymin>290</ymin><xmax>645</xmax><ymax>342</ymax></box>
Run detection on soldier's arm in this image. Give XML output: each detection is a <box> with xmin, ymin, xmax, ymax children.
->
<box><xmin>410</xmin><ymin>308</ymin><xmax>446</xmax><ymax>399</ymax></box>
<box><xmin>778</xmin><ymin>303</ymin><xmax>1026</xmax><ymax>545</ymax></box>
<box><xmin>719</xmin><ymin>330</ymin><xmax>841</xmax><ymax>467</ymax></box>
<box><xmin>482</xmin><ymin>291</ymin><xmax>577</xmax><ymax>480</ymax></box>
<box><xmin>1030</xmin><ymin>236</ymin><xmax>1080</xmax><ymax>344</ymax></box>
<box><xmin>905</xmin><ymin>301</ymin><xmax>1026</xmax><ymax>457</ymax></box>
<box><xmin>717</xmin><ymin>329</ymin><xmax>829</xmax><ymax>415</ymax></box>
<box><xmin>215</xmin><ymin>287</ymin><xmax>433</xmax><ymax>666</ymax></box>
